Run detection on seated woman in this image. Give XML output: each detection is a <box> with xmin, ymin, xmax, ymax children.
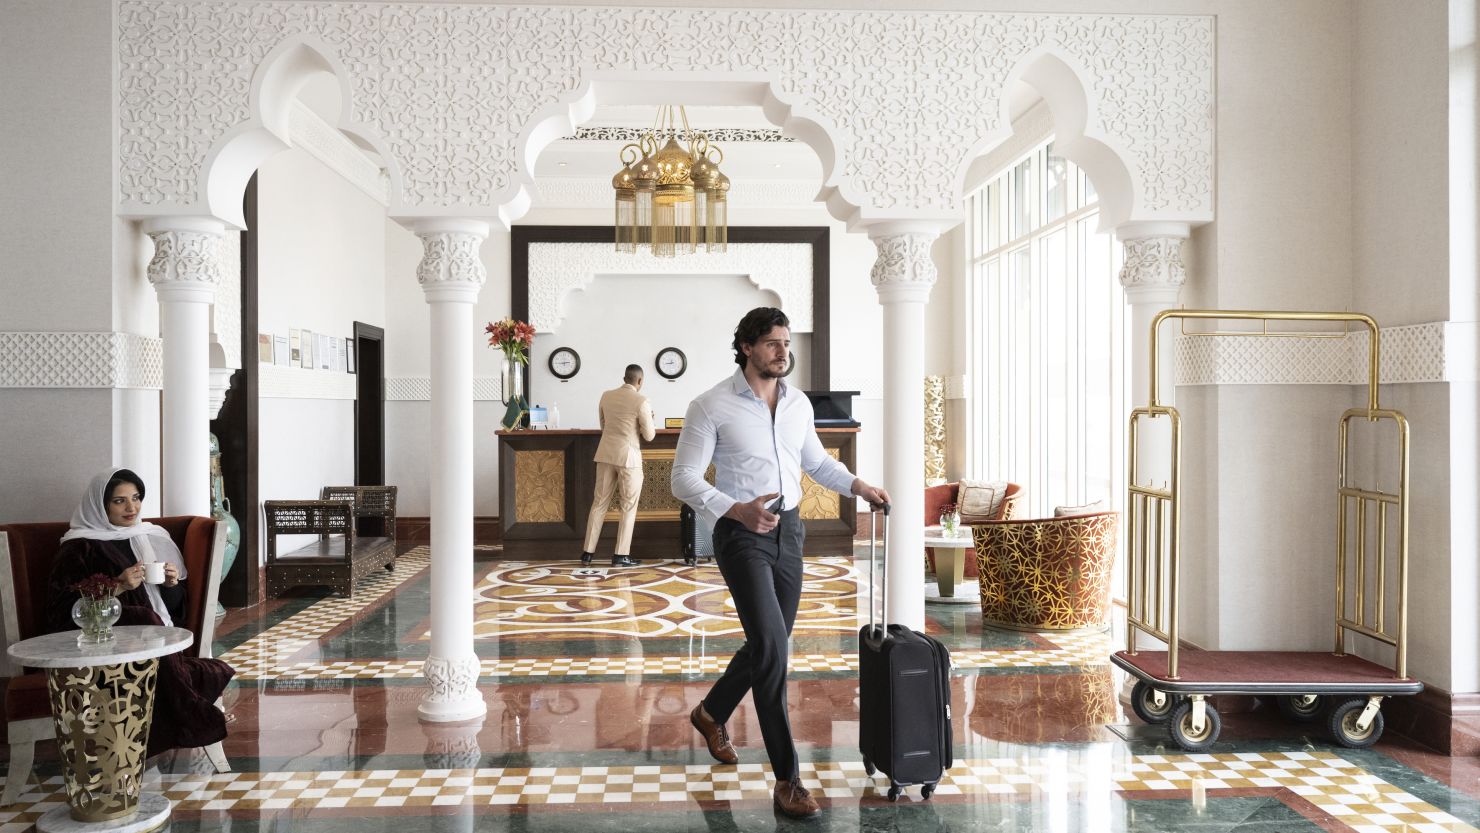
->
<box><xmin>44</xmin><ymin>468</ymin><xmax>235</xmax><ymax>757</ymax></box>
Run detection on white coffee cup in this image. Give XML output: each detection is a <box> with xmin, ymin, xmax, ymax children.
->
<box><xmin>143</xmin><ymin>562</ymin><xmax>165</xmax><ymax>585</ymax></box>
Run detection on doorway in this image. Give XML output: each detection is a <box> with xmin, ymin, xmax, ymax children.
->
<box><xmin>353</xmin><ymin>321</ymin><xmax>385</xmax><ymax>535</ymax></box>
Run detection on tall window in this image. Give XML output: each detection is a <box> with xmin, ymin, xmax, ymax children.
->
<box><xmin>965</xmin><ymin>138</ymin><xmax>1129</xmax><ymax>518</ymax></box>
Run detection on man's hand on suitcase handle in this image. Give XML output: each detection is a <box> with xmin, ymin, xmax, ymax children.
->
<box><xmin>728</xmin><ymin>492</ymin><xmax>781</xmax><ymax>533</ymax></box>
<box><xmin>853</xmin><ymin>479</ymin><xmax>892</xmax><ymax>514</ymax></box>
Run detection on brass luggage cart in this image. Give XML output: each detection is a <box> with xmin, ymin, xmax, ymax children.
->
<box><xmin>1111</xmin><ymin>310</ymin><xmax>1423</xmax><ymax>751</ymax></box>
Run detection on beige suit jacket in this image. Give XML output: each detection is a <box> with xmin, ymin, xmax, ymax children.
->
<box><xmin>593</xmin><ymin>384</ymin><xmax>656</xmax><ymax>468</ymax></box>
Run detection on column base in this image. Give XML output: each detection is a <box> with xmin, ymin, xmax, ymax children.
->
<box><xmin>419</xmin><ymin>654</ymin><xmax>487</xmax><ymax>723</ymax></box>
<box><xmin>38</xmin><ymin>792</ymin><xmax>169</xmax><ymax>833</ymax></box>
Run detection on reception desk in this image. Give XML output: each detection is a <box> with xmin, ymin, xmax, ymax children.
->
<box><xmin>498</xmin><ymin>427</ymin><xmax>860</xmax><ymax>559</ymax></box>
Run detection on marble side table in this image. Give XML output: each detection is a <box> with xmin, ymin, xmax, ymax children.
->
<box><xmin>923</xmin><ymin>526</ymin><xmax>977</xmax><ymax>605</ymax></box>
<box><xmin>7</xmin><ymin>625</ymin><xmax>193</xmax><ymax>833</ymax></box>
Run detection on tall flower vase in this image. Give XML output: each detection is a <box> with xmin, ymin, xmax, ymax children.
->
<box><xmin>501</xmin><ymin>355</ymin><xmax>524</xmax><ymax>405</ymax></box>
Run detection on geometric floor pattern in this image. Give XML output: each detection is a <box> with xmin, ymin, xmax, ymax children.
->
<box><xmin>7</xmin><ymin>544</ymin><xmax>1477</xmax><ymax>833</ymax></box>
<box><xmin>0</xmin><ymin>752</ymin><xmax>1472</xmax><ymax>832</ymax></box>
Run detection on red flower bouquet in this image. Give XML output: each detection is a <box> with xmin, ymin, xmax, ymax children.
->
<box><xmin>485</xmin><ymin>318</ymin><xmax>535</xmax><ymax>366</ymax></box>
<box><xmin>73</xmin><ymin>573</ymin><xmax>121</xmax><ymax>601</ymax></box>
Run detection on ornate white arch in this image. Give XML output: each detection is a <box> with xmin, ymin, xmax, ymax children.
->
<box><xmin>526</xmin><ymin>242</ymin><xmax>813</xmax><ymax>333</ymax></box>
<box><xmin>116</xmin><ymin>3</ymin><xmax>1214</xmax><ymax>229</ymax></box>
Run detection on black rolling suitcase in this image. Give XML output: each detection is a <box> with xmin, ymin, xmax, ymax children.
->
<box><xmin>679</xmin><ymin>504</ymin><xmax>714</xmax><ymax>566</ymax></box>
<box><xmin>858</xmin><ymin>505</ymin><xmax>953</xmax><ymax>801</ymax></box>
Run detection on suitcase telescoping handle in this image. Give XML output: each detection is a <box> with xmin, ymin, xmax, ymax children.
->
<box><xmin>866</xmin><ymin>503</ymin><xmax>891</xmax><ymax>644</ymax></box>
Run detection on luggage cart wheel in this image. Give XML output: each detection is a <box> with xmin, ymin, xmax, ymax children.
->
<box><xmin>1328</xmin><ymin>697</ymin><xmax>1384</xmax><ymax>748</ymax></box>
<box><xmin>1168</xmin><ymin>699</ymin><xmax>1221</xmax><ymax>752</ymax></box>
<box><xmin>1276</xmin><ymin>694</ymin><xmax>1326</xmax><ymax>723</ymax></box>
<box><xmin>683</xmin><ymin>556</ymin><xmax>697</xmax><ymax>567</ymax></box>
<box><xmin>921</xmin><ymin>784</ymin><xmax>935</xmax><ymax>800</ymax></box>
<box><xmin>1131</xmin><ymin>680</ymin><xmax>1182</xmax><ymax>725</ymax></box>
<box><xmin>863</xmin><ymin>757</ymin><xmax>875</xmax><ymax>776</ymax></box>
<box><xmin>887</xmin><ymin>786</ymin><xmax>901</xmax><ymax>802</ymax></box>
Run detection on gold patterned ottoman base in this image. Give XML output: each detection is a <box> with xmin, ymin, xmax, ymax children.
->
<box><xmin>46</xmin><ymin>659</ymin><xmax>159</xmax><ymax>822</ymax></box>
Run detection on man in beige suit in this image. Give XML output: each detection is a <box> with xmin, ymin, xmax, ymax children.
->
<box><xmin>581</xmin><ymin>364</ymin><xmax>656</xmax><ymax>567</ymax></box>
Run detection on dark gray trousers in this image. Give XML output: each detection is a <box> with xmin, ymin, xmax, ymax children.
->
<box><xmin>702</xmin><ymin>507</ymin><xmax>805</xmax><ymax>781</ymax></box>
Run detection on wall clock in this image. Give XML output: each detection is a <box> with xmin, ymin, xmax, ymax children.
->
<box><xmin>655</xmin><ymin>347</ymin><xmax>687</xmax><ymax>380</ymax></box>
<box><xmin>548</xmin><ymin>347</ymin><xmax>581</xmax><ymax>380</ymax></box>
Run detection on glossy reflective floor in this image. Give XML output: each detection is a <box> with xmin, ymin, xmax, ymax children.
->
<box><xmin>4</xmin><ymin>543</ymin><xmax>1478</xmax><ymax>832</ymax></box>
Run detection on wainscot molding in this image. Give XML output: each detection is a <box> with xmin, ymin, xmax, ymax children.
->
<box><xmin>0</xmin><ymin>332</ymin><xmax>162</xmax><ymax>389</ymax></box>
<box><xmin>1175</xmin><ymin>321</ymin><xmax>1472</xmax><ymax>386</ymax></box>
<box><xmin>386</xmin><ymin>377</ymin><xmax>507</xmax><ymax>402</ymax></box>
<box><xmin>258</xmin><ymin>363</ymin><xmax>357</xmax><ymax>400</ymax></box>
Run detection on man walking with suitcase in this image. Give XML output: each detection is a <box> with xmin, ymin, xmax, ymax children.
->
<box><xmin>672</xmin><ymin>307</ymin><xmax>889</xmax><ymax>819</ymax></box>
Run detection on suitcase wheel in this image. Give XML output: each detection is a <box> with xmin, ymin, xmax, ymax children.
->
<box><xmin>921</xmin><ymin>784</ymin><xmax>935</xmax><ymax>800</ymax></box>
<box><xmin>863</xmin><ymin>758</ymin><xmax>875</xmax><ymax>777</ymax></box>
<box><xmin>683</xmin><ymin>557</ymin><xmax>697</xmax><ymax>566</ymax></box>
<box><xmin>886</xmin><ymin>786</ymin><xmax>900</xmax><ymax>802</ymax></box>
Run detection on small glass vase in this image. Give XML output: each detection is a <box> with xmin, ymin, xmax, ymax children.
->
<box><xmin>71</xmin><ymin>596</ymin><xmax>122</xmax><ymax>644</ymax></box>
<box><xmin>939</xmin><ymin>512</ymin><xmax>961</xmax><ymax>538</ymax></box>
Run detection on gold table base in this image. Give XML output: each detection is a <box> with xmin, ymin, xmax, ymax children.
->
<box><xmin>45</xmin><ymin>659</ymin><xmax>159</xmax><ymax>822</ymax></box>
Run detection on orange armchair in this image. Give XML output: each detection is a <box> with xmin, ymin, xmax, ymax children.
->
<box><xmin>972</xmin><ymin>510</ymin><xmax>1119</xmax><ymax>631</ymax></box>
<box><xmin>924</xmin><ymin>481</ymin><xmax>1021</xmax><ymax>579</ymax></box>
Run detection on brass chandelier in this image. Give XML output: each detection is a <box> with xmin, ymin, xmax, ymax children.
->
<box><xmin>613</xmin><ymin>106</ymin><xmax>729</xmax><ymax>256</ymax></box>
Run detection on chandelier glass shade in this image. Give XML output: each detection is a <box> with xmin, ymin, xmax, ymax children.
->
<box><xmin>613</xmin><ymin>106</ymin><xmax>729</xmax><ymax>256</ymax></box>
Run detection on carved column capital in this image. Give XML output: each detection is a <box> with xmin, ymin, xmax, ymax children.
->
<box><xmin>144</xmin><ymin>219</ymin><xmax>226</xmax><ymax>304</ymax></box>
<box><xmin>869</xmin><ymin>232</ymin><xmax>938</xmax><ymax>304</ymax></box>
<box><xmin>412</xmin><ymin>219</ymin><xmax>489</xmax><ymax>304</ymax></box>
<box><xmin>1118</xmin><ymin>236</ymin><xmax>1187</xmax><ymax>303</ymax></box>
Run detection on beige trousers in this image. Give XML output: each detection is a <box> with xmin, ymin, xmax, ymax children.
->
<box><xmin>583</xmin><ymin>462</ymin><xmax>643</xmax><ymax>556</ymax></box>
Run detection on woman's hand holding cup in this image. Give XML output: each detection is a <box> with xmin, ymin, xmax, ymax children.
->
<box><xmin>143</xmin><ymin>562</ymin><xmax>166</xmax><ymax>585</ymax></box>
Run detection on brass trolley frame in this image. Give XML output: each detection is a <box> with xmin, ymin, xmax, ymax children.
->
<box><xmin>1123</xmin><ymin>310</ymin><xmax>1413</xmax><ymax>684</ymax></box>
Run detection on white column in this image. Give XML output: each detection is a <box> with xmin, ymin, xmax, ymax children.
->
<box><xmin>413</xmin><ymin>218</ymin><xmax>490</xmax><ymax>723</ymax></box>
<box><xmin>145</xmin><ymin>218</ymin><xmax>226</xmax><ymax>517</ymax></box>
<box><xmin>869</xmin><ymin>229</ymin><xmax>939</xmax><ymax>632</ymax></box>
<box><xmin>1118</xmin><ymin>230</ymin><xmax>1188</xmax><ymax>491</ymax></box>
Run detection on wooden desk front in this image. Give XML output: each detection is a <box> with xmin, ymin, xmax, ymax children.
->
<box><xmin>497</xmin><ymin>427</ymin><xmax>859</xmax><ymax>559</ymax></box>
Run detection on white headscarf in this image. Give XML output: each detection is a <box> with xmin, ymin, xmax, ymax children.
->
<box><xmin>60</xmin><ymin>468</ymin><xmax>187</xmax><ymax>626</ymax></box>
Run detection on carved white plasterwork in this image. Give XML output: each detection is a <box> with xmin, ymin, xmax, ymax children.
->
<box><xmin>1175</xmin><ymin>322</ymin><xmax>1453</xmax><ymax>386</ymax></box>
<box><xmin>870</xmin><ymin>233</ymin><xmax>938</xmax><ymax>303</ymax></box>
<box><xmin>386</xmin><ymin>377</ymin><xmax>504</xmax><ymax>401</ymax></box>
<box><xmin>116</xmin><ymin>3</ymin><xmax>1213</xmax><ymax>220</ymax></box>
<box><xmin>1119</xmin><ymin>237</ymin><xmax>1187</xmax><ymax>289</ymax></box>
<box><xmin>534</xmin><ymin>177</ymin><xmax>817</xmax><ymax>208</ymax></box>
<box><xmin>527</xmin><ymin>242</ymin><xmax>812</xmax><ymax>333</ymax></box>
<box><xmin>417</xmin><ymin>231</ymin><xmax>487</xmax><ymax>290</ymax></box>
<box><xmin>421</xmin><ymin>655</ymin><xmax>482</xmax><ymax>710</ymax></box>
<box><xmin>146</xmin><ymin>229</ymin><xmax>223</xmax><ymax>289</ymax></box>
<box><xmin>289</xmin><ymin>101</ymin><xmax>390</xmax><ymax>205</ymax></box>
<box><xmin>0</xmin><ymin>332</ymin><xmax>163</xmax><ymax>389</ymax></box>
<box><xmin>258</xmin><ymin>363</ymin><xmax>356</xmax><ymax>399</ymax></box>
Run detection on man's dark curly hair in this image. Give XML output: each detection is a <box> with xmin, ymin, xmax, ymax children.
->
<box><xmin>732</xmin><ymin>307</ymin><xmax>790</xmax><ymax>368</ymax></box>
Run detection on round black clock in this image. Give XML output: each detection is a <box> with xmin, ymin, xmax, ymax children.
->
<box><xmin>781</xmin><ymin>350</ymin><xmax>797</xmax><ymax>377</ymax></box>
<box><xmin>548</xmin><ymin>347</ymin><xmax>581</xmax><ymax>380</ymax></box>
<box><xmin>655</xmin><ymin>347</ymin><xmax>687</xmax><ymax>380</ymax></box>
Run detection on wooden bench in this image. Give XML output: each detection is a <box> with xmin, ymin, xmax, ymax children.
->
<box><xmin>263</xmin><ymin>486</ymin><xmax>398</xmax><ymax>598</ymax></box>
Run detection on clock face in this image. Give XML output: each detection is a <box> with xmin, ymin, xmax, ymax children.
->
<box><xmin>656</xmin><ymin>347</ymin><xmax>687</xmax><ymax>379</ymax></box>
<box><xmin>548</xmin><ymin>347</ymin><xmax>581</xmax><ymax>380</ymax></box>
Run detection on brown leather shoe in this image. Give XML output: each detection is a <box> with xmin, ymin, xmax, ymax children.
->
<box><xmin>690</xmin><ymin>704</ymin><xmax>738</xmax><ymax>764</ymax></box>
<box><xmin>773</xmin><ymin>779</ymin><xmax>820</xmax><ymax>819</ymax></box>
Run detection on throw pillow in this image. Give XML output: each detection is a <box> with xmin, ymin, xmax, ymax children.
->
<box><xmin>957</xmin><ymin>479</ymin><xmax>1009</xmax><ymax>524</ymax></box>
<box><xmin>1053</xmin><ymin>499</ymin><xmax>1108</xmax><ymax>518</ymax></box>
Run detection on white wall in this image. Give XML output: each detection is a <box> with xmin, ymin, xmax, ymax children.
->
<box><xmin>256</xmin><ymin>145</ymin><xmax>387</xmax><ymax>525</ymax></box>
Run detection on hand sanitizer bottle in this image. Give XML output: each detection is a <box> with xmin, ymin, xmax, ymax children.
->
<box><xmin>551</xmin><ymin>402</ymin><xmax>560</xmax><ymax>429</ymax></box>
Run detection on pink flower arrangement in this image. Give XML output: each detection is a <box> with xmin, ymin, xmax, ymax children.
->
<box><xmin>73</xmin><ymin>573</ymin><xmax>121</xmax><ymax>601</ymax></box>
<box><xmin>485</xmin><ymin>318</ymin><xmax>535</xmax><ymax>365</ymax></box>
<box><xmin>938</xmin><ymin>503</ymin><xmax>958</xmax><ymax>517</ymax></box>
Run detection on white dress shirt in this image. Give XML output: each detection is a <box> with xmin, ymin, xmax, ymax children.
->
<box><xmin>672</xmin><ymin>369</ymin><xmax>857</xmax><ymax>529</ymax></box>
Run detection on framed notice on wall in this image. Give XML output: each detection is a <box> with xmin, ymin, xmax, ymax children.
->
<box><xmin>258</xmin><ymin>333</ymin><xmax>272</xmax><ymax>363</ymax></box>
<box><xmin>346</xmin><ymin>336</ymin><xmax>356</xmax><ymax>374</ymax></box>
<box><xmin>274</xmin><ymin>335</ymin><xmax>290</xmax><ymax>366</ymax></box>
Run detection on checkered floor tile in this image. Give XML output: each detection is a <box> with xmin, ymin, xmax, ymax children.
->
<box><xmin>0</xmin><ymin>752</ymin><xmax>1470</xmax><ymax>832</ymax></box>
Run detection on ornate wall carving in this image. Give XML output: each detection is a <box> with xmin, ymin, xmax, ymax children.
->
<box><xmin>416</xmin><ymin>231</ymin><xmax>487</xmax><ymax>289</ymax></box>
<box><xmin>526</xmin><ymin>242</ymin><xmax>812</xmax><ymax>333</ymax></box>
<box><xmin>386</xmin><ymin>377</ymin><xmax>505</xmax><ymax>401</ymax></box>
<box><xmin>116</xmin><ymin>3</ymin><xmax>1213</xmax><ymax>220</ymax></box>
<box><xmin>1174</xmin><ymin>321</ymin><xmax>1453</xmax><ymax>387</ymax></box>
<box><xmin>1118</xmin><ymin>236</ymin><xmax>1187</xmax><ymax>290</ymax></box>
<box><xmin>0</xmin><ymin>332</ymin><xmax>163</xmax><ymax>389</ymax></box>
<box><xmin>924</xmin><ymin>375</ymin><xmax>946</xmax><ymax>486</ymax></box>
<box><xmin>146</xmin><ymin>229</ymin><xmax>223</xmax><ymax>289</ymax></box>
<box><xmin>289</xmin><ymin>101</ymin><xmax>390</xmax><ymax>205</ymax></box>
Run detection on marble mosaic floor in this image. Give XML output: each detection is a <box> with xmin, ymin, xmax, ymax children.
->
<box><xmin>4</xmin><ymin>543</ymin><xmax>1479</xmax><ymax>832</ymax></box>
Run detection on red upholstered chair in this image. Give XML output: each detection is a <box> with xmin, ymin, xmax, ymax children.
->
<box><xmin>0</xmin><ymin>517</ymin><xmax>230</xmax><ymax>805</ymax></box>
<box><xmin>971</xmin><ymin>510</ymin><xmax>1120</xmax><ymax>631</ymax></box>
<box><xmin>924</xmin><ymin>482</ymin><xmax>1021</xmax><ymax>579</ymax></box>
